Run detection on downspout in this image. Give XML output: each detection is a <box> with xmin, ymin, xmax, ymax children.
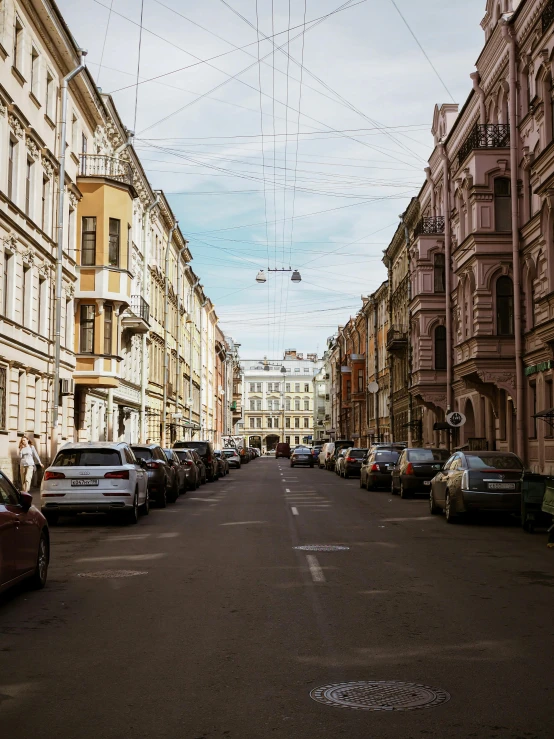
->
<box><xmin>189</xmin><ymin>277</ymin><xmax>200</xmax><ymax>436</ymax></box>
<box><xmin>401</xmin><ymin>215</ymin><xmax>413</xmax><ymax>448</ymax></box>
<box><xmin>425</xmin><ymin>167</ymin><xmax>437</xmax><ymax>217</ymax></box>
<box><xmin>470</xmin><ymin>71</ymin><xmax>487</xmax><ymax>125</ymax></box>
<box><xmin>385</xmin><ymin>257</ymin><xmax>394</xmax><ymax>440</ymax></box>
<box><xmin>175</xmin><ymin>239</ymin><xmax>189</xmax><ymax>438</ymax></box>
<box><xmin>162</xmin><ymin>221</ymin><xmax>178</xmax><ymax>447</ymax></box>
<box><xmin>51</xmin><ymin>49</ymin><xmax>86</xmax><ymax>458</ymax></box>
<box><xmin>439</xmin><ymin>143</ymin><xmax>453</xmax><ymax>414</ymax></box>
<box><xmin>140</xmin><ymin>195</ymin><xmax>159</xmax><ymax>442</ymax></box>
<box><xmin>502</xmin><ymin>18</ymin><xmax>525</xmax><ymax>460</ymax></box>
<box><xmin>374</xmin><ymin>299</ymin><xmax>380</xmax><ymax>442</ymax></box>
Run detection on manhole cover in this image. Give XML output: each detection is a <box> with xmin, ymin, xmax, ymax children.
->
<box><xmin>294</xmin><ymin>545</ymin><xmax>350</xmax><ymax>551</ymax></box>
<box><xmin>77</xmin><ymin>570</ymin><xmax>148</xmax><ymax>579</ymax></box>
<box><xmin>310</xmin><ymin>681</ymin><xmax>450</xmax><ymax>711</ymax></box>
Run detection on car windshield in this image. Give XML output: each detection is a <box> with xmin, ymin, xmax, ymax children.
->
<box><xmin>223</xmin><ymin>450</ymin><xmax>236</xmax><ymax>457</ymax></box>
<box><xmin>174</xmin><ymin>442</ymin><xmax>208</xmax><ymax>455</ymax></box>
<box><xmin>173</xmin><ymin>450</ymin><xmax>189</xmax><ymax>461</ymax></box>
<box><xmin>467</xmin><ymin>454</ymin><xmax>523</xmax><ymax>470</ymax></box>
<box><xmin>374</xmin><ymin>451</ymin><xmax>399</xmax><ymax>462</ymax></box>
<box><xmin>349</xmin><ymin>449</ymin><xmax>367</xmax><ymax>458</ymax></box>
<box><xmin>132</xmin><ymin>448</ymin><xmax>153</xmax><ymax>461</ymax></box>
<box><xmin>408</xmin><ymin>449</ymin><xmax>450</xmax><ymax>462</ymax></box>
<box><xmin>53</xmin><ymin>449</ymin><xmax>122</xmax><ymax>466</ymax></box>
<box><xmin>294</xmin><ymin>447</ymin><xmax>311</xmax><ymax>453</ymax></box>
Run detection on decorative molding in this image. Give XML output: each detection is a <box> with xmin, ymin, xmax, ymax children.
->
<box><xmin>8</xmin><ymin>113</ymin><xmax>24</xmax><ymax>139</ymax></box>
<box><xmin>41</xmin><ymin>156</ymin><xmax>54</xmax><ymax>178</ymax></box>
<box><xmin>21</xmin><ymin>248</ymin><xmax>35</xmax><ymax>265</ymax></box>
<box><xmin>38</xmin><ymin>263</ymin><xmax>50</xmax><ymax>279</ymax></box>
<box><xmin>0</xmin><ymin>100</ymin><xmax>6</xmax><ymax>117</ymax></box>
<box><xmin>25</xmin><ymin>136</ymin><xmax>40</xmax><ymax>160</ymax></box>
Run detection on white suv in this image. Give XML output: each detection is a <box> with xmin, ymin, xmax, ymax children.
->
<box><xmin>41</xmin><ymin>442</ymin><xmax>149</xmax><ymax>525</ymax></box>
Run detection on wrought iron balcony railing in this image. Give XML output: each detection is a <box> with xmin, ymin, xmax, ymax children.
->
<box><xmin>79</xmin><ymin>154</ymin><xmax>133</xmax><ymax>186</ymax></box>
<box><xmin>130</xmin><ymin>295</ymin><xmax>150</xmax><ymax>324</ymax></box>
<box><xmin>415</xmin><ymin>216</ymin><xmax>445</xmax><ymax>236</ymax></box>
<box><xmin>543</xmin><ymin>0</ymin><xmax>554</xmax><ymax>34</ymax></box>
<box><xmin>457</xmin><ymin>124</ymin><xmax>510</xmax><ymax>169</ymax></box>
<box><xmin>386</xmin><ymin>326</ymin><xmax>409</xmax><ymax>350</ymax></box>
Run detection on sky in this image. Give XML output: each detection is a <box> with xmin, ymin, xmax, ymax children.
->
<box><xmin>58</xmin><ymin>0</ymin><xmax>487</xmax><ymax>359</ymax></box>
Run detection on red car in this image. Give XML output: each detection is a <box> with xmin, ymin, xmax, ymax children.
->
<box><xmin>0</xmin><ymin>471</ymin><xmax>49</xmax><ymax>593</ymax></box>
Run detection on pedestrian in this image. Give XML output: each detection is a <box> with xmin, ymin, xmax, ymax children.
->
<box><xmin>19</xmin><ymin>436</ymin><xmax>39</xmax><ymax>492</ymax></box>
<box><xmin>28</xmin><ymin>439</ymin><xmax>43</xmax><ymax>487</ymax></box>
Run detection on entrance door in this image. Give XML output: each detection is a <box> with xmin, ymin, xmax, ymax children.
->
<box><xmin>265</xmin><ymin>434</ymin><xmax>280</xmax><ymax>452</ymax></box>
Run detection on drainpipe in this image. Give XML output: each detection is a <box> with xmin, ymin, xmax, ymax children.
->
<box><xmin>425</xmin><ymin>167</ymin><xmax>437</xmax><ymax>217</ymax></box>
<box><xmin>374</xmin><ymin>299</ymin><xmax>380</xmax><ymax>443</ymax></box>
<box><xmin>162</xmin><ymin>221</ymin><xmax>178</xmax><ymax>447</ymax></box>
<box><xmin>199</xmin><ymin>301</ymin><xmax>217</xmax><ymax>440</ymax></box>
<box><xmin>439</xmin><ymin>143</ymin><xmax>453</xmax><ymax>414</ymax></box>
<box><xmin>401</xmin><ymin>215</ymin><xmax>413</xmax><ymax>448</ymax></box>
<box><xmin>502</xmin><ymin>18</ymin><xmax>525</xmax><ymax>460</ymax></box>
<box><xmin>470</xmin><ymin>72</ymin><xmax>487</xmax><ymax>125</ymax></box>
<box><xmin>51</xmin><ymin>49</ymin><xmax>87</xmax><ymax>459</ymax></box>
<box><xmin>140</xmin><ymin>196</ymin><xmax>159</xmax><ymax>442</ymax></box>
<box><xmin>175</xmin><ymin>239</ymin><xmax>189</xmax><ymax>437</ymax></box>
<box><xmin>189</xmin><ymin>277</ymin><xmax>200</xmax><ymax>436</ymax></box>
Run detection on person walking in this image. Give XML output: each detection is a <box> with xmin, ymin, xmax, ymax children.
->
<box><xmin>19</xmin><ymin>436</ymin><xmax>40</xmax><ymax>493</ymax></box>
<box><xmin>28</xmin><ymin>439</ymin><xmax>43</xmax><ymax>488</ymax></box>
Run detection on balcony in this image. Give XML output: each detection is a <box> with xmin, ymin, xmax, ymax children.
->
<box><xmin>415</xmin><ymin>216</ymin><xmax>445</xmax><ymax>236</ymax></box>
<box><xmin>79</xmin><ymin>154</ymin><xmax>133</xmax><ymax>187</ymax></box>
<box><xmin>121</xmin><ymin>295</ymin><xmax>150</xmax><ymax>334</ymax></box>
<box><xmin>543</xmin><ymin>0</ymin><xmax>554</xmax><ymax>34</ymax></box>
<box><xmin>387</xmin><ymin>325</ymin><xmax>408</xmax><ymax>352</ymax></box>
<box><xmin>457</xmin><ymin>124</ymin><xmax>510</xmax><ymax>169</ymax></box>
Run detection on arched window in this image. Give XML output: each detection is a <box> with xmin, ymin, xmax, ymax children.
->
<box><xmin>496</xmin><ymin>276</ymin><xmax>514</xmax><ymax>335</ymax></box>
<box><xmin>433</xmin><ymin>253</ymin><xmax>445</xmax><ymax>293</ymax></box>
<box><xmin>434</xmin><ymin>325</ymin><xmax>447</xmax><ymax>370</ymax></box>
<box><xmin>494</xmin><ymin>177</ymin><xmax>511</xmax><ymax>231</ymax></box>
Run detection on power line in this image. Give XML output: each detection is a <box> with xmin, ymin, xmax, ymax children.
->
<box><xmin>96</xmin><ymin>0</ymin><xmax>114</xmax><ymax>84</ymax></box>
<box><xmin>133</xmin><ymin>0</ymin><xmax>145</xmax><ymax>132</ymax></box>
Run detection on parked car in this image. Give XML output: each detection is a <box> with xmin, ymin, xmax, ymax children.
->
<box><xmin>391</xmin><ymin>448</ymin><xmax>451</xmax><ymax>498</ymax></box>
<box><xmin>174</xmin><ymin>441</ymin><xmax>218</xmax><ymax>481</ymax></box>
<box><xmin>329</xmin><ymin>440</ymin><xmax>354</xmax><ymax>472</ymax></box>
<box><xmin>334</xmin><ymin>449</ymin><xmax>347</xmax><ymax>475</ymax></box>
<box><xmin>163</xmin><ymin>449</ymin><xmax>187</xmax><ymax>497</ymax></box>
<box><xmin>319</xmin><ymin>442</ymin><xmax>335</xmax><ymax>469</ymax></box>
<box><xmin>360</xmin><ymin>449</ymin><xmax>400</xmax><ymax>490</ymax></box>
<box><xmin>276</xmin><ymin>442</ymin><xmax>291</xmax><ymax>459</ymax></box>
<box><xmin>214</xmin><ymin>451</ymin><xmax>230</xmax><ymax>476</ymax></box>
<box><xmin>290</xmin><ymin>446</ymin><xmax>314</xmax><ymax>467</ymax></box>
<box><xmin>43</xmin><ymin>442</ymin><xmax>149</xmax><ymax>522</ymax></box>
<box><xmin>173</xmin><ymin>448</ymin><xmax>201</xmax><ymax>489</ymax></box>
<box><xmin>429</xmin><ymin>451</ymin><xmax>524</xmax><ymax>523</ymax></box>
<box><xmin>131</xmin><ymin>443</ymin><xmax>176</xmax><ymax>507</ymax></box>
<box><xmin>337</xmin><ymin>448</ymin><xmax>368</xmax><ymax>478</ymax></box>
<box><xmin>312</xmin><ymin>445</ymin><xmax>322</xmax><ymax>463</ymax></box>
<box><xmin>1</xmin><ymin>471</ymin><xmax>49</xmax><ymax>593</ymax></box>
<box><xmin>370</xmin><ymin>442</ymin><xmax>407</xmax><ymax>452</ymax></box>
<box><xmin>223</xmin><ymin>448</ymin><xmax>241</xmax><ymax>468</ymax></box>
<box><xmin>191</xmin><ymin>450</ymin><xmax>207</xmax><ymax>484</ymax></box>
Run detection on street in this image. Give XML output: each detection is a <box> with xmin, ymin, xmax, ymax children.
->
<box><xmin>1</xmin><ymin>457</ymin><xmax>553</xmax><ymax>739</ymax></box>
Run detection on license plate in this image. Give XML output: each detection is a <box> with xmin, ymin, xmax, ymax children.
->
<box><xmin>488</xmin><ymin>482</ymin><xmax>516</xmax><ymax>490</ymax></box>
<box><xmin>71</xmin><ymin>479</ymin><xmax>99</xmax><ymax>487</ymax></box>
<box><xmin>424</xmin><ymin>480</ymin><xmax>431</xmax><ymax>485</ymax></box>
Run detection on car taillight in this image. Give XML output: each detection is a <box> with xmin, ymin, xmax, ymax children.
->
<box><xmin>184</xmin><ymin>461</ymin><xmax>193</xmax><ymax>467</ymax></box>
<box><xmin>371</xmin><ymin>463</ymin><xmax>379</xmax><ymax>472</ymax></box>
<box><xmin>146</xmin><ymin>461</ymin><xmax>160</xmax><ymax>469</ymax></box>
<box><xmin>405</xmin><ymin>463</ymin><xmax>414</xmax><ymax>475</ymax></box>
<box><xmin>346</xmin><ymin>456</ymin><xmax>355</xmax><ymax>462</ymax></box>
<box><xmin>327</xmin><ymin>452</ymin><xmax>331</xmax><ymax>457</ymax></box>
<box><xmin>104</xmin><ymin>470</ymin><xmax>130</xmax><ymax>479</ymax></box>
<box><xmin>206</xmin><ymin>456</ymin><xmax>212</xmax><ymax>463</ymax></box>
<box><xmin>44</xmin><ymin>471</ymin><xmax>65</xmax><ymax>480</ymax></box>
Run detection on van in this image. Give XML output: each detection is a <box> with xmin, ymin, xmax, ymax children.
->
<box><xmin>275</xmin><ymin>442</ymin><xmax>291</xmax><ymax>459</ymax></box>
<box><xmin>319</xmin><ymin>442</ymin><xmax>335</xmax><ymax>469</ymax></box>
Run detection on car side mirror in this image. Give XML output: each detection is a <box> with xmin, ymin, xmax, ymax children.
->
<box><xmin>19</xmin><ymin>491</ymin><xmax>33</xmax><ymax>511</ymax></box>
<box><xmin>138</xmin><ymin>459</ymin><xmax>146</xmax><ymax>468</ymax></box>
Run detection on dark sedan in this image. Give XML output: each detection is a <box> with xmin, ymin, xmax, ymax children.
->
<box><xmin>163</xmin><ymin>449</ymin><xmax>187</xmax><ymax>496</ymax></box>
<box><xmin>173</xmin><ymin>449</ymin><xmax>200</xmax><ymax>490</ymax></box>
<box><xmin>290</xmin><ymin>446</ymin><xmax>314</xmax><ymax>467</ymax></box>
<box><xmin>360</xmin><ymin>449</ymin><xmax>400</xmax><ymax>490</ymax></box>
<box><xmin>0</xmin><ymin>471</ymin><xmax>49</xmax><ymax>593</ymax></box>
<box><xmin>430</xmin><ymin>451</ymin><xmax>524</xmax><ymax>523</ymax></box>
<box><xmin>391</xmin><ymin>448</ymin><xmax>451</xmax><ymax>498</ymax></box>
<box><xmin>191</xmin><ymin>450</ymin><xmax>207</xmax><ymax>484</ymax></box>
<box><xmin>214</xmin><ymin>451</ymin><xmax>229</xmax><ymax>477</ymax></box>
<box><xmin>131</xmin><ymin>444</ymin><xmax>176</xmax><ymax>507</ymax></box>
<box><xmin>337</xmin><ymin>448</ymin><xmax>368</xmax><ymax>478</ymax></box>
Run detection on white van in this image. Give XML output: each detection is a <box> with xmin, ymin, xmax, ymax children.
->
<box><xmin>318</xmin><ymin>442</ymin><xmax>335</xmax><ymax>470</ymax></box>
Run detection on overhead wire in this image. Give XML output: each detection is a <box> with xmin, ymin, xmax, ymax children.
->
<box><xmin>96</xmin><ymin>0</ymin><xmax>114</xmax><ymax>84</ymax></box>
<box><xmin>133</xmin><ymin>0</ymin><xmax>145</xmax><ymax>132</ymax></box>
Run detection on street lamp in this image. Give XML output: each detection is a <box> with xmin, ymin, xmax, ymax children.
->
<box><xmin>255</xmin><ymin>268</ymin><xmax>301</xmax><ymax>283</ymax></box>
<box><xmin>256</xmin><ymin>270</ymin><xmax>267</xmax><ymax>283</ymax></box>
<box><xmin>291</xmin><ymin>270</ymin><xmax>302</xmax><ymax>283</ymax></box>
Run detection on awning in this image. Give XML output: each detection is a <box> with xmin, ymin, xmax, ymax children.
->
<box><xmin>533</xmin><ymin>407</ymin><xmax>554</xmax><ymax>428</ymax></box>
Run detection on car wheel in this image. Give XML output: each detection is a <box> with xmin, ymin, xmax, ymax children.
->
<box><xmin>168</xmin><ymin>483</ymin><xmax>178</xmax><ymax>503</ymax></box>
<box><xmin>391</xmin><ymin>479</ymin><xmax>398</xmax><ymax>496</ymax></box>
<box><xmin>157</xmin><ymin>486</ymin><xmax>167</xmax><ymax>508</ymax></box>
<box><xmin>290</xmin><ymin>463</ymin><xmax>294</xmax><ymax>468</ymax></box>
<box><xmin>141</xmin><ymin>489</ymin><xmax>150</xmax><ymax>515</ymax></box>
<box><xmin>445</xmin><ymin>490</ymin><xmax>458</xmax><ymax>523</ymax></box>
<box><xmin>344</xmin><ymin>470</ymin><xmax>349</xmax><ymax>479</ymax></box>
<box><xmin>44</xmin><ymin>511</ymin><xmax>59</xmax><ymax>526</ymax></box>
<box><xmin>359</xmin><ymin>475</ymin><xmax>364</xmax><ymax>489</ymax></box>
<box><xmin>400</xmin><ymin>482</ymin><xmax>410</xmax><ymax>499</ymax></box>
<box><xmin>29</xmin><ymin>531</ymin><xmax>49</xmax><ymax>589</ymax></box>
<box><xmin>124</xmin><ymin>491</ymin><xmax>139</xmax><ymax>525</ymax></box>
<box><xmin>366</xmin><ymin>477</ymin><xmax>374</xmax><ymax>491</ymax></box>
<box><xmin>429</xmin><ymin>489</ymin><xmax>440</xmax><ymax>515</ymax></box>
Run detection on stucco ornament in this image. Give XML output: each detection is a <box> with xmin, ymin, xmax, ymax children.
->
<box><xmin>4</xmin><ymin>235</ymin><xmax>18</xmax><ymax>253</ymax></box>
<box><xmin>8</xmin><ymin>114</ymin><xmax>24</xmax><ymax>139</ymax></box>
<box><xmin>21</xmin><ymin>248</ymin><xmax>35</xmax><ymax>265</ymax></box>
<box><xmin>41</xmin><ymin>156</ymin><xmax>54</xmax><ymax>178</ymax></box>
<box><xmin>38</xmin><ymin>263</ymin><xmax>50</xmax><ymax>279</ymax></box>
<box><xmin>68</xmin><ymin>191</ymin><xmax>78</xmax><ymax>208</ymax></box>
<box><xmin>65</xmin><ymin>283</ymin><xmax>75</xmax><ymax>298</ymax></box>
<box><xmin>0</xmin><ymin>100</ymin><xmax>6</xmax><ymax>117</ymax></box>
<box><xmin>25</xmin><ymin>137</ymin><xmax>40</xmax><ymax>160</ymax></box>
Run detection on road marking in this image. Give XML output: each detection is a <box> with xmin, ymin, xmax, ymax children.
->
<box><xmin>381</xmin><ymin>516</ymin><xmax>434</xmax><ymax>522</ymax></box>
<box><xmin>157</xmin><ymin>532</ymin><xmax>179</xmax><ymax>539</ymax></box>
<box><xmin>76</xmin><ymin>554</ymin><xmax>166</xmax><ymax>562</ymax></box>
<box><xmin>291</xmin><ymin>507</ymin><xmax>299</xmax><ymax>516</ymax></box>
<box><xmin>285</xmin><ymin>488</ymin><xmax>290</xmax><ymax>492</ymax></box>
<box><xmin>306</xmin><ymin>555</ymin><xmax>325</xmax><ymax>582</ymax></box>
<box><xmin>220</xmin><ymin>520</ymin><xmax>268</xmax><ymax>526</ymax></box>
<box><xmin>106</xmin><ymin>534</ymin><xmax>150</xmax><ymax>541</ymax></box>
<box><xmin>187</xmin><ymin>497</ymin><xmax>213</xmax><ymax>502</ymax></box>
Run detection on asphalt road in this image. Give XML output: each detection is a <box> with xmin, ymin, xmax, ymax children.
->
<box><xmin>1</xmin><ymin>457</ymin><xmax>554</xmax><ymax>739</ymax></box>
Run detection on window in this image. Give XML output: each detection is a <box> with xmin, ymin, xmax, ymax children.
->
<box><xmin>285</xmin><ymin>383</ymin><xmax>290</xmax><ymax>392</ymax></box>
<box><xmin>80</xmin><ymin>304</ymin><xmax>95</xmax><ymax>353</ymax></box>
<box><xmin>494</xmin><ymin>178</ymin><xmax>511</xmax><ymax>232</ymax></box>
<box><xmin>496</xmin><ymin>276</ymin><xmax>514</xmax><ymax>336</ymax></box>
<box><xmin>294</xmin><ymin>436</ymin><xmax>300</xmax><ymax>445</ymax></box>
<box><xmin>104</xmin><ymin>304</ymin><xmax>113</xmax><ymax>354</ymax></box>
<box><xmin>71</xmin><ymin>114</ymin><xmax>78</xmax><ymax>153</ymax></box>
<box><xmin>256</xmin><ymin>399</ymin><xmax>262</xmax><ymax>411</ymax></box>
<box><xmin>67</xmin><ymin>207</ymin><xmax>75</xmax><ymax>255</ymax></box>
<box><xmin>13</xmin><ymin>17</ymin><xmax>23</xmax><ymax>71</ymax></box>
<box><xmin>0</xmin><ymin>366</ymin><xmax>6</xmax><ymax>429</ymax></box>
<box><xmin>3</xmin><ymin>252</ymin><xmax>11</xmax><ymax>316</ymax></box>
<box><xmin>45</xmin><ymin>71</ymin><xmax>54</xmax><ymax>119</ymax></box>
<box><xmin>294</xmin><ymin>398</ymin><xmax>300</xmax><ymax>410</ymax></box>
<box><xmin>108</xmin><ymin>218</ymin><xmax>120</xmax><ymax>266</ymax></box>
<box><xmin>346</xmin><ymin>380</ymin><xmax>351</xmax><ymax>401</ymax></box>
<box><xmin>304</xmin><ymin>368</ymin><xmax>310</xmax><ymax>373</ymax></box>
<box><xmin>294</xmin><ymin>417</ymin><xmax>300</xmax><ymax>428</ymax></box>
<box><xmin>267</xmin><ymin>418</ymin><xmax>272</xmax><ymax>428</ymax></box>
<box><xmin>434</xmin><ymin>325</ymin><xmax>447</xmax><ymax>370</ymax></box>
<box><xmin>303</xmin><ymin>417</ymin><xmax>309</xmax><ymax>428</ymax></box>
<box><xmin>273</xmin><ymin>383</ymin><xmax>279</xmax><ymax>392</ymax></box>
<box><xmin>273</xmin><ymin>417</ymin><xmax>279</xmax><ymax>428</ymax></box>
<box><xmin>25</xmin><ymin>158</ymin><xmax>33</xmax><ymax>216</ymax></box>
<box><xmin>294</xmin><ymin>368</ymin><xmax>300</xmax><ymax>373</ymax></box>
<box><xmin>357</xmin><ymin>369</ymin><xmax>364</xmax><ymax>392</ymax></box>
<box><xmin>249</xmin><ymin>418</ymin><xmax>255</xmax><ymax>428</ymax></box>
<box><xmin>31</xmin><ymin>48</ymin><xmax>39</xmax><ymax>95</ymax></box>
<box><xmin>81</xmin><ymin>217</ymin><xmax>96</xmax><ymax>265</ymax></box>
<box><xmin>434</xmin><ymin>253</ymin><xmax>445</xmax><ymax>293</ymax></box>
<box><xmin>295</xmin><ymin>383</ymin><xmax>300</xmax><ymax>392</ymax></box>
<box><xmin>249</xmin><ymin>383</ymin><xmax>255</xmax><ymax>392</ymax></box>
<box><xmin>22</xmin><ymin>265</ymin><xmax>29</xmax><ymax>326</ymax></box>
<box><xmin>546</xmin><ymin>380</ymin><xmax>554</xmax><ymax>438</ymax></box>
<box><xmin>127</xmin><ymin>225</ymin><xmax>132</xmax><ymax>272</ymax></box>
<box><xmin>267</xmin><ymin>399</ymin><xmax>273</xmax><ymax>411</ymax></box>
<box><xmin>37</xmin><ymin>277</ymin><xmax>45</xmax><ymax>334</ymax></box>
<box><xmin>304</xmin><ymin>399</ymin><xmax>309</xmax><ymax>410</ymax></box>
<box><xmin>8</xmin><ymin>137</ymin><xmax>16</xmax><ymax>201</ymax></box>
<box><xmin>64</xmin><ymin>297</ymin><xmax>71</xmax><ymax>347</ymax></box>
<box><xmin>285</xmin><ymin>435</ymin><xmax>290</xmax><ymax>443</ymax></box>
<box><xmin>256</xmin><ymin>383</ymin><xmax>262</xmax><ymax>392</ymax></box>
<box><xmin>250</xmin><ymin>399</ymin><xmax>255</xmax><ymax>411</ymax></box>
<box><xmin>41</xmin><ymin>176</ymin><xmax>50</xmax><ymax>232</ymax></box>
<box><xmin>530</xmin><ymin>381</ymin><xmax>537</xmax><ymax>438</ymax></box>
<box><xmin>256</xmin><ymin>418</ymin><xmax>261</xmax><ymax>429</ymax></box>
<box><xmin>304</xmin><ymin>383</ymin><xmax>309</xmax><ymax>392</ymax></box>
<box><xmin>285</xmin><ymin>398</ymin><xmax>291</xmax><ymax>411</ymax></box>
<box><xmin>285</xmin><ymin>417</ymin><xmax>290</xmax><ymax>428</ymax></box>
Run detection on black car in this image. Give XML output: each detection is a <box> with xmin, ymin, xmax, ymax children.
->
<box><xmin>290</xmin><ymin>446</ymin><xmax>314</xmax><ymax>467</ymax></box>
<box><xmin>173</xmin><ymin>448</ymin><xmax>200</xmax><ymax>490</ymax></box>
<box><xmin>360</xmin><ymin>449</ymin><xmax>400</xmax><ymax>490</ymax></box>
<box><xmin>214</xmin><ymin>451</ymin><xmax>229</xmax><ymax>476</ymax></box>
<box><xmin>131</xmin><ymin>444</ymin><xmax>177</xmax><ymax>507</ymax></box>
<box><xmin>163</xmin><ymin>449</ymin><xmax>187</xmax><ymax>496</ymax></box>
<box><xmin>337</xmin><ymin>447</ymin><xmax>368</xmax><ymax>478</ymax></box>
<box><xmin>191</xmin><ymin>450</ymin><xmax>207</xmax><ymax>484</ymax></box>
<box><xmin>430</xmin><ymin>451</ymin><xmax>524</xmax><ymax>523</ymax></box>
<box><xmin>391</xmin><ymin>448</ymin><xmax>451</xmax><ymax>498</ymax></box>
<box><xmin>329</xmin><ymin>439</ymin><xmax>354</xmax><ymax>471</ymax></box>
<box><xmin>174</xmin><ymin>441</ymin><xmax>218</xmax><ymax>481</ymax></box>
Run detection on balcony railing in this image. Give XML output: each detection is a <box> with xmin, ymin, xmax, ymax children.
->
<box><xmin>387</xmin><ymin>326</ymin><xmax>409</xmax><ymax>351</ymax></box>
<box><xmin>79</xmin><ymin>154</ymin><xmax>133</xmax><ymax>186</ymax></box>
<box><xmin>415</xmin><ymin>216</ymin><xmax>445</xmax><ymax>236</ymax></box>
<box><xmin>130</xmin><ymin>295</ymin><xmax>150</xmax><ymax>324</ymax></box>
<box><xmin>457</xmin><ymin>124</ymin><xmax>510</xmax><ymax>169</ymax></box>
<box><xmin>543</xmin><ymin>0</ymin><xmax>554</xmax><ymax>34</ymax></box>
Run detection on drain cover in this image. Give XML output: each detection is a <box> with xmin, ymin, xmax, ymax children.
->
<box><xmin>294</xmin><ymin>545</ymin><xmax>350</xmax><ymax>551</ymax></box>
<box><xmin>310</xmin><ymin>681</ymin><xmax>450</xmax><ymax>712</ymax></box>
<box><xmin>78</xmin><ymin>570</ymin><xmax>148</xmax><ymax>579</ymax></box>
